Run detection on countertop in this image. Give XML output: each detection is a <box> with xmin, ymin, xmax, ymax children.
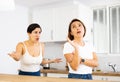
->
<box><xmin>0</xmin><ymin>74</ymin><xmax>118</xmax><ymax>82</ymax></box>
<box><xmin>40</xmin><ymin>68</ymin><xmax>120</xmax><ymax>76</ymax></box>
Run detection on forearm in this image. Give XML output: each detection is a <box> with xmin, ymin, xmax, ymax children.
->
<box><xmin>69</xmin><ymin>48</ymin><xmax>81</xmax><ymax>70</ymax></box>
<box><xmin>41</xmin><ymin>59</ymin><xmax>56</xmax><ymax>65</ymax></box>
<box><xmin>83</xmin><ymin>59</ymin><xmax>98</xmax><ymax>67</ymax></box>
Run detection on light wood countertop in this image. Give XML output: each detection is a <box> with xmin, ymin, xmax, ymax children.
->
<box><xmin>0</xmin><ymin>74</ymin><xmax>118</xmax><ymax>82</ymax></box>
<box><xmin>40</xmin><ymin>69</ymin><xmax>120</xmax><ymax>76</ymax></box>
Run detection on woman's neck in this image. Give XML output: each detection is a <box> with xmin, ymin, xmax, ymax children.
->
<box><xmin>27</xmin><ymin>40</ymin><xmax>38</xmax><ymax>46</ymax></box>
<box><xmin>73</xmin><ymin>38</ymin><xmax>84</xmax><ymax>46</ymax></box>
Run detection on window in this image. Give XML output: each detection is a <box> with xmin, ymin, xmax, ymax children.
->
<box><xmin>93</xmin><ymin>5</ymin><xmax>120</xmax><ymax>54</ymax></box>
<box><xmin>109</xmin><ymin>6</ymin><xmax>120</xmax><ymax>54</ymax></box>
<box><xmin>93</xmin><ymin>8</ymin><xmax>108</xmax><ymax>53</ymax></box>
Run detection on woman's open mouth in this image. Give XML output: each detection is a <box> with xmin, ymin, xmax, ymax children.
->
<box><xmin>77</xmin><ymin>31</ymin><xmax>81</xmax><ymax>34</ymax></box>
<box><xmin>36</xmin><ymin>38</ymin><xmax>39</xmax><ymax>41</ymax></box>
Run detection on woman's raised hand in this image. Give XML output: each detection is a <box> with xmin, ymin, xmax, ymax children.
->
<box><xmin>67</xmin><ymin>37</ymin><xmax>78</xmax><ymax>49</ymax></box>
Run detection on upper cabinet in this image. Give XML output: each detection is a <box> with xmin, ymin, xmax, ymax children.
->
<box><xmin>32</xmin><ymin>3</ymin><xmax>92</xmax><ymax>42</ymax></box>
<box><xmin>32</xmin><ymin>8</ymin><xmax>54</xmax><ymax>42</ymax></box>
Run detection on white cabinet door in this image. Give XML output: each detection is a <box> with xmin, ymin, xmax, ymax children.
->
<box><xmin>32</xmin><ymin>8</ymin><xmax>54</xmax><ymax>42</ymax></box>
<box><xmin>77</xmin><ymin>5</ymin><xmax>93</xmax><ymax>42</ymax></box>
<box><xmin>106</xmin><ymin>76</ymin><xmax>120</xmax><ymax>81</ymax></box>
<box><xmin>93</xmin><ymin>75</ymin><xmax>108</xmax><ymax>80</ymax></box>
<box><xmin>47</xmin><ymin>73</ymin><xmax>68</xmax><ymax>78</ymax></box>
<box><xmin>93</xmin><ymin>75</ymin><xmax>120</xmax><ymax>81</ymax></box>
<box><xmin>53</xmin><ymin>5</ymin><xmax>78</xmax><ymax>41</ymax></box>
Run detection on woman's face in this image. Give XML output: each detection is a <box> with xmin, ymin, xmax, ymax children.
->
<box><xmin>70</xmin><ymin>21</ymin><xmax>85</xmax><ymax>38</ymax></box>
<box><xmin>28</xmin><ymin>28</ymin><xmax>41</xmax><ymax>42</ymax></box>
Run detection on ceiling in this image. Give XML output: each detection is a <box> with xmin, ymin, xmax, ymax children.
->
<box><xmin>14</xmin><ymin>0</ymin><xmax>120</xmax><ymax>8</ymax></box>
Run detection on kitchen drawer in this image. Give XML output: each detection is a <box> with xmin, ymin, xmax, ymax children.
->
<box><xmin>42</xmin><ymin>73</ymin><xmax>68</xmax><ymax>78</ymax></box>
<box><xmin>93</xmin><ymin>75</ymin><xmax>120</xmax><ymax>81</ymax></box>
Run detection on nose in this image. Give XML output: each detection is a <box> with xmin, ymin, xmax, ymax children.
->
<box><xmin>76</xmin><ymin>26</ymin><xmax>79</xmax><ymax>30</ymax></box>
<box><xmin>37</xmin><ymin>33</ymin><xmax>40</xmax><ymax>37</ymax></box>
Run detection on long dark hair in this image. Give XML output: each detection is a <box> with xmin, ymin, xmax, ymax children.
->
<box><xmin>68</xmin><ymin>18</ymin><xmax>86</xmax><ymax>40</ymax></box>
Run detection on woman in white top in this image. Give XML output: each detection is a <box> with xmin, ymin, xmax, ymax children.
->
<box><xmin>63</xmin><ymin>19</ymin><xmax>98</xmax><ymax>79</ymax></box>
<box><xmin>8</xmin><ymin>23</ymin><xmax>61</xmax><ymax>76</ymax></box>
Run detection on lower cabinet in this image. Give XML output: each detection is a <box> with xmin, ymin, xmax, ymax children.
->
<box><xmin>93</xmin><ymin>75</ymin><xmax>120</xmax><ymax>81</ymax></box>
<box><xmin>41</xmin><ymin>73</ymin><xmax>120</xmax><ymax>81</ymax></box>
<box><xmin>41</xmin><ymin>73</ymin><xmax>68</xmax><ymax>78</ymax></box>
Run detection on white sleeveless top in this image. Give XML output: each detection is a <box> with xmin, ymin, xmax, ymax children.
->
<box><xmin>20</xmin><ymin>42</ymin><xmax>43</xmax><ymax>72</ymax></box>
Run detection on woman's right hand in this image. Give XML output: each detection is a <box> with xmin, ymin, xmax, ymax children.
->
<box><xmin>8</xmin><ymin>51</ymin><xmax>20</xmax><ymax>61</ymax></box>
<box><xmin>67</xmin><ymin>37</ymin><xmax>78</xmax><ymax>49</ymax></box>
<box><xmin>67</xmin><ymin>37</ymin><xmax>82</xmax><ymax>64</ymax></box>
<box><xmin>8</xmin><ymin>42</ymin><xmax>23</xmax><ymax>61</ymax></box>
<box><xmin>8</xmin><ymin>51</ymin><xmax>16</xmax><ymax>58</ymax></box>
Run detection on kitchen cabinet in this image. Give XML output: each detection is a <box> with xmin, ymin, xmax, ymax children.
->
<box><xmin>32</xmin><ymin>3</ymin><xmax>92</xmax><ymax>42</ymax></box>
<box><xmin>93</xmin><ymin>75</ymin><xmax>120</xmax><ymax>81</ymax></box>
<box><xmin>42</xmin><ymin>73</ymin><xmax>120</xmax><ymax>81</ymax></box>
<box><xmin>41</xmin><ymin>69</ymin><xmax>120</xmax><ymax>81</ymax></box>
<box><xmin>32</xmin><ymin>8</ymin><xmax>54</xmax><ymax>42</ymax></box>
<box><xmin>42</xmin><ymin>73</ymin><xmax>68</xmax><ymax>78</ymax></box>
<box><xmin>52</xmin><ymin>5</ymin><xmax>77</xmax><ymax>42</ymax></box>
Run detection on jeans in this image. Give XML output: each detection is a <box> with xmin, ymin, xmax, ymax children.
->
<box><xmin>19</xmin><ymin>70</ymin><xmax>41</xmax><ymax>76</ymax></box>
<box><xmin>68</xmin><ymin>73</ymin><xmax>92</xmax><ymax>80</ymax></box>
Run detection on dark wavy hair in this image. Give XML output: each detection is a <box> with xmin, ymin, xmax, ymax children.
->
<box><xmin>68</xmin><ymin>18</ymin><xmax>86</xmax><ymax>40</ymax></box>
<box><xmin>27</xmin><ymin>23</ymin><xmax>42</xmax><ymax>33</ymax></box>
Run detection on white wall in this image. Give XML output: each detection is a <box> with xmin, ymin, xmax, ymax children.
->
<box><xmin>0</xmin><ymin>5</ymin><xmax>29</xmax><ymax>74</ymax></box>
<box><xmin>44</xmin><ymin>42</ymin><xmax>66</xmax><ymax>70</ymax></box>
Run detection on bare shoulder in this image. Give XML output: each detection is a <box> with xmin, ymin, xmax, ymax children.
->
<box><xmin>16</xmin><ymin>42</ymin><xmax>24</xmax><ymax>48</ymax></box>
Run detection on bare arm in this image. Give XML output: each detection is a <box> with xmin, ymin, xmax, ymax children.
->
<box><xmin>64</xmin><ymin>38</ymin><xmax>81</xmax><ymax>71</ymax></box>
<box><xmin>42</xmin><ymin>58</ymin><xmax>62</xmax><ymax>65</ymax></box>
<box><xmin>82</xmin><ymin>52</ymin><xmax>98</xmax><ymax>67</ymax></box>
<box><xmin>8</xmin><ymin>42</ymin><xmax>24</xmax><ymax>61</ymax></box>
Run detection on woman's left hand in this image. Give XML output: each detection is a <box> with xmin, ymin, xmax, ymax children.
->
<box><xmin>52</xmin><ymin>58</ymin><xmax>62</xmax><ymax>63</ymax></box>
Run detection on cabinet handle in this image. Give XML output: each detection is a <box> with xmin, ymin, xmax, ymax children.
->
<box><xmin>51</xmin><ymin>30</ymin><xmax>53</xmax><ymax>40</ymax></box>
<box><xmin>101</xmin><ymin>78</ymin><xmax>104</xmax><ymax>80</ymax></box>
<box><xmin>105</xmin><ymin>78</ymin><xmax>108</xmax><ymax>80</ymax></box>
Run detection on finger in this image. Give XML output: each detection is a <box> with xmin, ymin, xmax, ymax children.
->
<box><xmin>8</xmin><ymin>53</ymin><xmax>12</xmax><ymax>57</ymax></box>
<box><xmin>8</xmin><ymin>53</ymin><xmax>10</xmax><ymax>55</ymax></box>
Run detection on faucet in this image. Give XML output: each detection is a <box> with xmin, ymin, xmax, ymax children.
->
<box><xmin>108</xmin><ymin>63</ymin><xmax>116</xmax><ymax>72</ymax></box>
